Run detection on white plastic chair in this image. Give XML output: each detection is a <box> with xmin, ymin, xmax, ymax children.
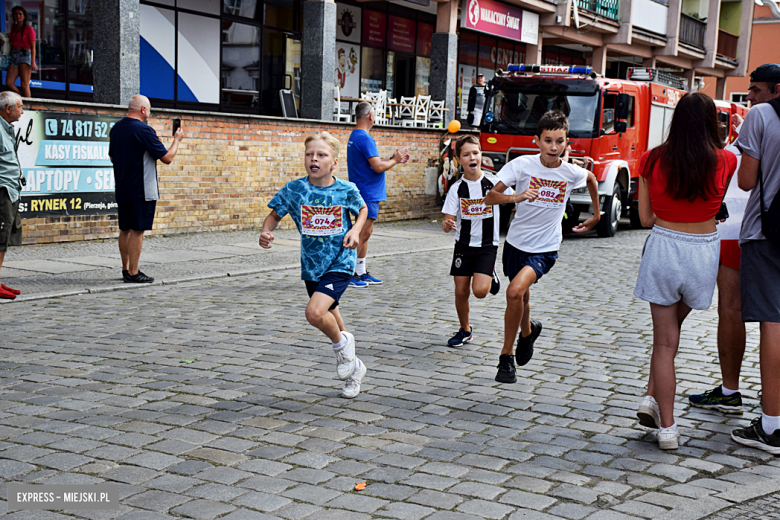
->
<box><xmin>373</xmin><ymin>90</ymin><xmax>388</xmax><ymax>125</ymax></box>
<box><xmin>403</xmin><ymin>95</ymin><xmax>430</xmax><ymax>128</ymax></box>
<box><xmin>397</xmin><ymin>96</ymin><xmax>415</xmax><ymax>125</ymax></box>
<box><xmin>428</xmin><ymin>99</ymin><xmax>445</xmax><ymax>128</ymax></box>
<box><xmin>333</xmin><ymin>86</ymin><xmax>351</xmax><ymax>123</ymax></box>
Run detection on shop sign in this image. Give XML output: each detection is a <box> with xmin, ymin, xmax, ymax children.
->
<box><xmin>362</xmin><ymin>10</ymin><xmax>386</xmax><ymax>47</ymax></box>
<box><xmin>460</xmin><ymin>0</ymin><xmax>539</xmax><ymax>45</ymax></box>
<box><xmin>337</xmin><ymin>3</ymin><xmax>361</xmax><ymax>43</ymax></box>
<box><xmin>16</xmin><ymin>112</ymin><xmax>121</xmax><ymax>218</ymax></box>
<box><xmin>388</xmin><ymin>16</ymin><xmax>416</xmax><ymax>53</ymax></box>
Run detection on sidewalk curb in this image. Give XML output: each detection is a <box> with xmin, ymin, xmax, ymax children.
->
<box><xmin>0</xmin><ymin>246</ymin><xmax>451</xmax><ymax>304</ymax></box>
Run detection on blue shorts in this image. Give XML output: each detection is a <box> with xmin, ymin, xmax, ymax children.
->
<box><xmin>305</xmin><ymin>271</ymin><xmax>351</xmax><ymax>310</ymax></box>
<box><xmin>502</xmin><ymin>242</ymin><xmax>558</xmax><ymax>282</ymax></box>
<box><xmin>366</xmin><ymin>201</ymin><xmax>380</xmax><ymax>220</ymax></box>
<box><xmin>9</xmin><ymin>49</ymin><xmax>31</xmax><ymax>67</ymax></box>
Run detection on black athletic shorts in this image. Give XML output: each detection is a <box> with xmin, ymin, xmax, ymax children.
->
<box><xmin>450</xmin><ymin>243</ymin><xmax>498</xmax><ymax>277</ymax></box>
<box><xmin>117</xmin><ymin>200</ymin><xmax>157</xmax><ymax>231</ymax></box>
<box><xmin>0</xmin><ymin>187</ymin><xmax>22</xmax><ymax>253</ymax></box>
<box><xmin>305</xmin><ymin>271</ymin><xmax>351</xmax><ymax>311</ymax></box>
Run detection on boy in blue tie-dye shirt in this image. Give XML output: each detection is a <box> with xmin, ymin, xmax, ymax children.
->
<box><xmin>259</xmin><ymin>132</ymin><xmax>368</xmax><ymax>398</ymax></box>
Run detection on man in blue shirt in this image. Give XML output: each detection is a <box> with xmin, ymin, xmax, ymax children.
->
<box><xmin>347</xmin><ymin>101</ymin><xmax>409</xmax><ymax>287</ymax></box>
<box><xmin>0</xmin><ymin>91</ymin><xmax>24</xmax><ymax>300</ymax></box>
<box><xmin>109</xmin><ymin>95</ymin><xmax>184</xmax><ymax>283</ymax></box>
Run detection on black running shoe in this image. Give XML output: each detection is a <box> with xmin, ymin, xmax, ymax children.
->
<box><xmin>122</xmin><ymin>269</ymin><xmax>130</xmax><ymax>281</ymax></box>
<box><xmin>448</xmin><ymin>327</ymin><xmax>473</xmax><ymax>347</ymax></box>
<box><xmin>732</xmin><ymin>417</ymin><xmax>780</xmax><ymax>455</ymax></box>
<box><xmin>495</xmin><ymin>354</ymin><xmax>517</xmax><ymax>383</ymax></box>
<box><xmin>125</xmin><ymin>271</ymin><xmax>154</xmax><ymax>283</ymax></box>
<box><xmin>689</xmin><ymin>386</ymin><xmax>743</xmax><ymax>414</ymax></box>
<box><xmin>516</xmin><ymin>320</ymin><xmax>542</xmax><ymax>367</ymax></box>
<box><xmin>490</xmin><ymin>270</ymin><xmax>501</xmax><ymax>295</ymax></box>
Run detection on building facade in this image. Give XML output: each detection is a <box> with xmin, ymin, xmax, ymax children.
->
<box><xmin>9</xmin><ymin>0</ymin><xmax>755</xmax><ymax>115</ymax></box>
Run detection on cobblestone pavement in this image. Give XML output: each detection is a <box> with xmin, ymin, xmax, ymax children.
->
<box><xmin>1</xmin><ymin>221</ymin><xmax>779</xmax><ymax>519</ymax></box>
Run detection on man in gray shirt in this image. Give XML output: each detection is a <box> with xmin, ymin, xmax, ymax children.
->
<box><xmin>730</xmin><ymin>64</ymin><xmax>780</xmax><ymax>455</ymax></box>
<box><xmin>0</xmin><ymin>91</ymin><xmax>24</xmax><ymax>300</ymax></box>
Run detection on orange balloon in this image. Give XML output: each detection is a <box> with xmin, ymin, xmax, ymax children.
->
<box><xmin>447</xmin><ymin>120</ymin><xmax>461</xmax><ymax>134</ymax></box>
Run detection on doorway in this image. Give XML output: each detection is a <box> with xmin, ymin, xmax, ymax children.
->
<box><xmin>393</xmin><ymin>54</ymin><xmax>415</xmax><ymax>99</ymax></box>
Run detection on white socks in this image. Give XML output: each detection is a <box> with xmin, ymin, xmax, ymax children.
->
<box><xmin>356</xmin><ymin>258</ymin><xmax>366</xmax><ymax>276</ymax></box>
<box><xmin>721</xmin><ymin>384</ymin><xmax>739</xmax><ymax>396</ymax></box>
<box><xmin>332</xmin><ymin>332</ymin><xmax>347</xmax><ymax>349</ymax></box>
<box><xmin>660</xmin><ymin>423</ymin><xmax>677</xmax><ymax>432</ymax></box>
<box><xmin>763</xmin><ymin>413</ymin><xmax>780</xmax><ymax>435</ymax></box>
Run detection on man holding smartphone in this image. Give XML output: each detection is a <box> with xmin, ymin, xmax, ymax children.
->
<box><xmin>109</xmin><ymin>94</ymin><xmax>184</xmax><ymax>283</ymax></box>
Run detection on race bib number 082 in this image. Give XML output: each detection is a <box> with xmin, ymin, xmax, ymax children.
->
<box><xmin>527</xmin><ymin>177</ymin><xmax>568</xmax><ymax>209</ymax></box>
<box><xmin>301</xmin><ymin>205</ymin><xmax>343</xmax><ymax>236</ymax></box>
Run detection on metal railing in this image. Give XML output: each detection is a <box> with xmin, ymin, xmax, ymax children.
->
<box><xmin>717</xmin><ymin>29</ymin><xmax>738</xmax><ymax>60</ymax></box>
<box><xmin>679</xmin><ymin>13</ymin><xmax>706</xmax><ymax>48</ymax></box>
<box><xmin>576</xmin><ymin>0</ymin><xmax>619</xmax><ymax>20</ymax></box>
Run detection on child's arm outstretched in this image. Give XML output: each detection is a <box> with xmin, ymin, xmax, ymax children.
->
<box><xmin>483</xmin><ymin>181</ymin><xmax>538</xmax><ymax>206</ymax></box>
<box><xmin>259</xmin><ymin>210</ymin><xmax>282</xmax><ymax>248</ymax></box>
<box><xmin>572</xmin><ymin>172</ymin><xmax>601</xmax><ymax>233</ymax></box>
<box><xmin>442</xmin><ymin>214</ymin><xmax>457</xmax><ymax>233</ymax></box>
<box><xmin>343</xmin><ymin>205</ymin><xmax>368</xmax><ymax>249</ymax></box>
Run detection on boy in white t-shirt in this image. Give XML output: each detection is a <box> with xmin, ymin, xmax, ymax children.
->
<box><xmin>484</xmin><ymin>110</ymin><xmax>601</xmax><ymax>383</ymax></box>
<box><xmin>441</xmin><ymin>135</ymin><xmax>510</xmax><ymax>347</ymax></box>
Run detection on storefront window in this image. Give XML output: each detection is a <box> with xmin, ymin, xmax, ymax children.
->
<box><xmin>140</xmin><ymin>4</ymin><xmax>175</xmax><ymax>100</ymax></box>
<box><xmin>223</xmin><ymin>0</ymin><xmax>261</xmax><ymax>21</ymax></box>
<box><xmin>180</xmin><ymin>0</ymin><xmax>220</xmax><ymax>15</ymax></box>
<box><xmin>415</xmin><ymin>56</ymin><xmax>429</xmax><ymax>96</ymax></box>
<box><xmin>222</xmin><ymin>21</ymin><xmax>260</xmax><ymax>107</ymax></box>
<box><xmin>177</xmin><ymin>12</ymin><xmax>220</xmax><ymax>104</ymax></box>
<box><xmin>265</xmin><ymin>0</ymin><xmax>294</xmax><ymax>31</ymax></box>
<box><xmin>361</xmin><ymin>46</ymin><xmax>384</xmax><ymax>94</ymax></box>
<box><xmin>260</xmin><ymin>28</ymin><xmax>286</xmax><ymax>114</ymax></box>
<box><xmin>68</xmin><ymin>0</ymin><xmax>93</xmax><ymax>92</ymax></box>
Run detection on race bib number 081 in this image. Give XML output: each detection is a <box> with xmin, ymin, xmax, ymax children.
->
<box><xmin>301</xmin><ymin>205</ymin><xmax>343</xmax><ymax>236</ymax></box>
<box><xmin>460</xmin><ymin>197</ymin><xmax>493</xmax><ymax>220</ymax></box>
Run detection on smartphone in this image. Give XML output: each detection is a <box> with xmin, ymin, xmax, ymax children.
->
<box><xmin>715</xmin><ymin>202</ymin><xmax>729</xmax><ymax>221</ymax></box>
<box><xmin>172</xmin><ymin>118</ymin><xmax>181</xmax><ymax>136</ymax></box>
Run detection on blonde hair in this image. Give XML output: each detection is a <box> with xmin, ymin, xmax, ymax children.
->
<box><xmin>304</xmin><ymin>132</ymin><xmax>340</xmax><ymax>157</ymax></box>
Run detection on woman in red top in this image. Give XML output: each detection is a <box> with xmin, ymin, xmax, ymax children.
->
<box><xmin>6</xmin><ymin>6</ymin><xmax>37</xmax><ymax>98</ymax></box>
<box><xmin>633</xmin><ymin>92</ymin><xmax>737</xmax><ymax>450</ymax></box>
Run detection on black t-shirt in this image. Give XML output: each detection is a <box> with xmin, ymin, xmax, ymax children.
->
<box><xmin>109</xmin><ymin>118</ymin><xmax>168</xmax><ymax>202</ymax></box>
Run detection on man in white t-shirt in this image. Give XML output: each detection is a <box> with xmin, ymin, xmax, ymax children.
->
<box><xmin>484</xmin><ymin>110</ymin><xmax>601</xmax><ymax>383</ymax></box>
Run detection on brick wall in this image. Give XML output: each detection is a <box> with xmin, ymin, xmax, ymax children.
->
<box><xmin>21</xmin><ymin>100</ymin><xmax>445</xmax><ymax>244</ymax></box>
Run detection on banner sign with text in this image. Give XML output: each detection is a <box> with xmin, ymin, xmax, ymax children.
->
<box><xmin>460</xmin><ymin>0</ymin><xmax>539</xmax><ymax>45</ymax></box>
<box><xmin>15</xmin><ymin>112</ymin><xmax>121</xmax><ymax>218</ymax></box>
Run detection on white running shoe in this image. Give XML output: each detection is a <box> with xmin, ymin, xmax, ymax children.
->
<box><xmin>658</xmin><ymin>428</ymin><xmax>680</xmax><ymax>450</ymax></box>
<box><xmin>342</xmin><ymin>358</ymin><xmax>367</xmax><ymax>399</ymax></box>
<box><xmin>637</xmin><ymin>395</ymin><xmax>660</xmax><ymax>429</ymax></box>
<box><xmin>334</xmin><ymin>331</ymin><xmax>356</xmax><ymax>380</ymax></box>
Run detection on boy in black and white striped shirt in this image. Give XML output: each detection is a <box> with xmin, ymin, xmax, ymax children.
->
<box><xmin>441</xmin><ymin>135</ymin><xmax>509</xmax><ymax>347</ymax></box>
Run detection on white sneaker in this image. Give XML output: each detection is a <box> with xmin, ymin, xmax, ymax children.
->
<box><xmin>658</xmin><ymin>427</ymin><xmax>680</xmax><ymax>450</ymax></box>
<box><xmin>334</xmin><ymin>332</ymin><xmax>356</xmax><ymax>380</ymax></box>
<box><xmin>637</xmin><ymin>395</ymin><xmax>660</xmax><ymax>429</ymax></box>
<box><xmin>342</xmin><ymin>358</ymin><xmax>367</xmax><ymax>399</ymax></box>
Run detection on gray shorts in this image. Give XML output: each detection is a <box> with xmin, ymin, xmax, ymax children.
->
<box><xmin>740</xmin><ymin>240</ymin><xmax>780</xmax><ymax>323</ymax></box>
<box><xmin>634</xmin><ymin>226</ymin><xmax>720</xmax><ymax>310</ymax></box>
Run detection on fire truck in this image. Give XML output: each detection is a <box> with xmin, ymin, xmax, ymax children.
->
<box><xmin>478</xmin><ymin>65</ymin><xmax>690</xmax><ymax>237</ymax></box>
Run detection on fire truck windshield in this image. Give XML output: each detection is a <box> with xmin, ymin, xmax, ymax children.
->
<box><xmin>483</xmin><ymin>85</ymin><xmax>600</xmax><ymax>138</ymax></box>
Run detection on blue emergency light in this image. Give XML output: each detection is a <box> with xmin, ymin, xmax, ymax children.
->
<box><xmin>507</xmin><ymin>64</ymin><xmax>593</xmax><ymax>74</ymax></box>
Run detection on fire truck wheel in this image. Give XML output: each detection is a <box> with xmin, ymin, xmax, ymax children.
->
<box><xmin>597</xmin><ymin>184</ymin><xmax>622</xmax><ymax>238</ymax></box>
<box><xmin>629</xmin><ymin>203</ymin><xmax>644</xmax><ymax>229</ymax></box>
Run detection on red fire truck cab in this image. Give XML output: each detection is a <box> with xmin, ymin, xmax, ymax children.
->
<box><xmin>479</xmin><ymin>65</ymin><xmax>688</xmax><ymax>237</ymax></box>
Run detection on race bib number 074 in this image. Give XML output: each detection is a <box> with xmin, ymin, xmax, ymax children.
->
<box><xmin>527</xmin><ymin>177</ymin><xmax>568</xmax><ymax>209</ymax></box>
<box><xmin>301</xmin><ymin>205</ymin><xmax>343</xmax><ymax>236</ymax></box>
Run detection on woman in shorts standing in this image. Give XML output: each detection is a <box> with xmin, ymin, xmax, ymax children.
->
<box><xmin>634</xmin><ymin>92</ymin><xmax>737</xmax><ymax>450</ymax></box>
<box><xmin>6</xmin><ymin>6</ymin><xmax>37</xmax><ymax>98</ymax></box>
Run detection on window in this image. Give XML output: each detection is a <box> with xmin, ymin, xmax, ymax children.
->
<box><xmin>221</xmin><ymin>21</ymin><xmax>260</xmax><ymax>107</ymax></box>
<box><xmin>141</xmin><ymin>0</ymin><xmax>301</xmax><ymax>114</ymax></box>
<box><xmin>68</xmin><ymin>0</ymin><xmax>93</xmax><ymax>92</ymax></box>
<box><xmin>361</xmin><ymin>47</ymin><xmax>384</xmax><ymax>94</ymax></box>
<box><xmin>731</xmin><ymin>92</ymin><xmax>748</xmax><ymax>106</ymax></box>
